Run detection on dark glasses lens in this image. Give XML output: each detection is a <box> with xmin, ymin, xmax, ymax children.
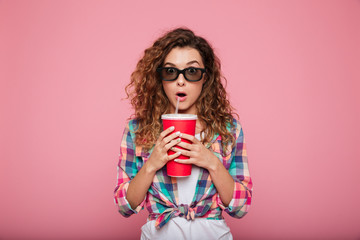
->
<box><xmin>157</xmin><ymin>67</ymin><xmax>205</xmax><ymax>82</ymax></box>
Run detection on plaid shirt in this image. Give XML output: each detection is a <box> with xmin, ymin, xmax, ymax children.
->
<box><xmin>114</xmin><ymin>118</ymin><xmax>252</xmax><ymax>229</ymax></box>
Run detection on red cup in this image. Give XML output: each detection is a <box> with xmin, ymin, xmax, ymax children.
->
<box><xmin>161</xmin><ymin>114</ymin><xmax>197</xmax><ymax>177</ymax></box>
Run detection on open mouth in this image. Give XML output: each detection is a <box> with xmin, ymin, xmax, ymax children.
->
<box><xmin>176</xmin><ymin>93</ymin><xmax>187</xmax><ymax>98</ymax></box>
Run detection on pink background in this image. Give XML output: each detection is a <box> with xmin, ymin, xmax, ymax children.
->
<box><xmin>1</xmin><ymin>1</ymin><xmax>359</xmax><ymax>239</ymax></box>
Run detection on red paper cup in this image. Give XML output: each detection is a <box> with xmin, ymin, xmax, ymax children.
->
<box><xmin>161</xmin><ymin>114</ymin><xmax>197</xmax><ymax>177</ymax></box>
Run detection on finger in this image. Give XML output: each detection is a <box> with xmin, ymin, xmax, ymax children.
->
<box><xmin>170</xmin><ymin>146</ymin><xmax>181</xmax><ymax>152</ymax></box>
<box><xmin>163</xmin><ymin>131</ymin><xmax>181</xmax><ymax>144</ymax></box>
<box><xmin>159</xmin><ymin>126</ymin><xmax>175</xmax><ymax>140</ymax></box>
<box><xmin>165</xmin><ymin>138</ymin><xmax>181</xmax><ymax>151</ymax></box>
<box><xmin>171</xmin><ymin>148</ymin><xmax>191</xmax><ymax>157</ymax></box>
<box><xmin>180</xmin><ymin>133</ymin><xmax>198</xmax><ymax>143</ymax></box>
<box><xmin>167</xmin><ymin>151</ymin><xmax>181</xmax><ymax>161</ymax></box>
<box><xmin>176</xmin><ymin>141</ymin><xmax>193</xmax><ymax>150</ymax></box>
<box><xmin>174</xmin><ymin>158</ymin><xmax>192</xmax><ymax>164</ymax></box>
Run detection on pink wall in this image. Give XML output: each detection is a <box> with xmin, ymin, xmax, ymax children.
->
<box><xmin>1</xmin><ymin>0</ymin><xmax>359</xmax><ymax>239</ymax></box>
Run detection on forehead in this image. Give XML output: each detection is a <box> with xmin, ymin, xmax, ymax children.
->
<box><xmin>164</xmin><ymin>47</ymin><xmax>203</xmax><ymax>66</ymax></box>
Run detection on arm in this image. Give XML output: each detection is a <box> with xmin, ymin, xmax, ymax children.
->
<box><xmin>207</xmin><ymin>156</ymin><xmax>235</xmax><ymax>207</ymax></box>
<box><xmin>114</xmin><ymin>121</ymin><xmax>182</xmax><ymax>214</ymax></box>
<box><xmin>126</xmin><ymin>161</ymin><xmax>157</xmax><ymax>209</ymax></box>
<box><xmin>216</xmin><ymin>122</ymin><xmax>253</xmax><ymax>218</ymax></box>
<box><xmin>173</xmin><ymin>134</ymin><xmax>235</xmax><ymax>206</ymax></box>
<box><xmin>173</xmin><ymin>120</ymin><xmax>252</xmax><ymax>217</ymax></box>
<box><xmin>114</xmin><ymin>121</ymin><xmax>144</xmax><ymax>217</ymax></box>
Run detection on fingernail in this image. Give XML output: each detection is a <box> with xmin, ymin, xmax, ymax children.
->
<box><xmin>170</xmin><ymin>126</ymin><xmax>175</xmax><ymax>131</ymax></box>
<box><xmin>176</xmin><ymin>131</ymin><xmax>181</xmax><ymax>136</ymax></box>
<box><xmin>174</xmin><ymin>159</ymin><xmax>179</xmax><ymax>162</ymax></box>
<box><xmin>177</xmin><ymin>151</ymin><xmax>181</xmax><ymax>155</ymax></box>
<box><xmin>177</xmin><ymin>138</ymin><xmax>181</xmax><ymax>142</ymax></box>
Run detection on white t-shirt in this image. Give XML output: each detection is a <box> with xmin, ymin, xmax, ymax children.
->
<box><xmin>140</xmin><ymin>134</ymin><xmax>233</xmax><ymax>240</ymax></box>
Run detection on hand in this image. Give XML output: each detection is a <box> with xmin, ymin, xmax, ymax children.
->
<box><xmin>146</xmin><ymin>126</ymin><xmax>182</xmax><ymax>173</ymax></box>
<box><xmin>172</xmin><ymin>133</ymin><xmax>220</xmax><ymax>171</ymax></box>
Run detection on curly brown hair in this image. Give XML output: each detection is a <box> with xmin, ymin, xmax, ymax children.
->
<box><xmin>126</xmin><ymin>27</ymin><xmax>238</xmax><ymax>151</ymax></box>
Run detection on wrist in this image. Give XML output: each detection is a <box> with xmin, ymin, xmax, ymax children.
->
<box><xmin>207</xmin><ymin>155</ymin><xmax>222</xmax><ymax>173</ymax></box>
<box><xmin>143</xmin><ymin>161</ymin><xmax>157</xmax><ymax>175</ymax></box>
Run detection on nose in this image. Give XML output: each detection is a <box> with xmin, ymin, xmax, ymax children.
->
<box><xmin>176</xmin><ymin>73</ymin><xmax>186</xmax><ymax>86</ymax></box>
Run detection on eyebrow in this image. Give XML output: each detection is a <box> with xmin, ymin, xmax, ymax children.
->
<box><xmin>163</xmin><ymin>60</ymin><xmax>201</xmax><ymax>67</ymax></box>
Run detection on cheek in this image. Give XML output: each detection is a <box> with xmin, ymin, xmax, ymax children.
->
<box><xmin>162</xmin><ymin>82</ymin><xmax>173</xmax><ymax>98</ymax></box>
<box><xmin>194</xmin><ymin>84</ymin><xmax>204</xmax><ymax>97</ymax></box>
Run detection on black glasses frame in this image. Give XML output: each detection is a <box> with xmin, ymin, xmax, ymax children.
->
<box><xmin>157</xmin><ymin>67</ymin><xmax>206</xmax><ymax>82</ymax></box>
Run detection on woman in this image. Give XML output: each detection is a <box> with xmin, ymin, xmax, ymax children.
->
<box><xmin>114</xmin><ymin>27</ymin><xmax>252</xmax><ymax>239</ymax></box>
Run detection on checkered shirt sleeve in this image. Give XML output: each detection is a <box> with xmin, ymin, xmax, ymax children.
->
<box><xmin>114</xmin><ymin>121</ymin><xmax>145</xmax><ymax>217</ymax></box>
<box><xmin>216</xmin><ymin>120</ymin><xmax>253</xmax><ymax>218</ymax></box>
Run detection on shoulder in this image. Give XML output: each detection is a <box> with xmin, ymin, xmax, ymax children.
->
<box><xmin>127</xmin><ymin>118</ymin><xmax>139</xmax><ymax>129</ymax></box>
<box><xmin>124</xmin><ymin>118</ymin><xmax>152</xmax><ymax>158</ymax></box>
<box><xmin>226</xmin><ymin>117</ymin><xmax>243</xmax><ymax>136</ymax></box>
<box><xmin>121</xmin><ymin>118</ymin><xmax>139</xmax><ymax>141</ymax></box>
<box><xmin>124</xmin><ymin>118</ymin><xmax>139</xmax><ymax>133</ymax></box>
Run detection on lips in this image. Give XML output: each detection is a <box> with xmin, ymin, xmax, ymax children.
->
<box><xmin>176</xmin><ymin>91</ymin><xmax>187</xmax><ymax>102</ymax></box>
